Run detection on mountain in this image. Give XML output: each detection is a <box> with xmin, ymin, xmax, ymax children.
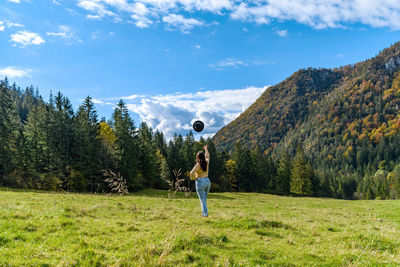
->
<box><xmin>213</xmin><ymin>68</ymin><xmax>343</xmax><ymax>152</ymax></box>
<box><xmin>213</xmin><ymin>41</ymin><xmax>400</xmax><ymax>179</ymax></box>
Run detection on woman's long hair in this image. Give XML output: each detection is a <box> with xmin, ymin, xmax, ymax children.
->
<box><xmin>197</xmin><ymin>151</ymin><xmax>207</xmax><ymax>171</ymax></box>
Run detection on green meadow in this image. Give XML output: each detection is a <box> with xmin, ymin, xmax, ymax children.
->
<box><xmin>1</xmin><ymin>188</ymin><xmax>400</xmax><ymax>266</ymax></box>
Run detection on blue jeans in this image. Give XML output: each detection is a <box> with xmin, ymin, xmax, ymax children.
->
<box><xmin>195</xmin><ymin>177</ymin><xmax>210</xmax><ymax>217</ymax></box>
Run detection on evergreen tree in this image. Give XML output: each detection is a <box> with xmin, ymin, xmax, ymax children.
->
<box><xmin>137</xmin><ymin>122</ymin><xmax>159</xmax><ymax>188</ymax></box>
<box><xmin>74</xmin><ymin>96</ymin><xmax>102</xmax><ymax>192</ymax></box>
<box><xmin>154</xmin><ymin>130</ymin><xmax>168</xmax><ymax>158</ymax></box>
<box><xmin>0</xmin><ymin>81</ymin><xmax>19</xmax><ymax>182</ymax></box>
<box><xmin>275</xmin><ymin>151</ymin><xmax>291</xmax><ymax>195</ymax></box>
<box><xmin>225</xmin><ymin>159</ymin><xmax>238</xmax><ymax>191</ymax></box>
<box><xmin>206</xmin><ymin>139</ymin><xmax>227</xmax><ymax>191</ymax></box>
<box><xmin>182</xmin><ymin>131</ymin><xmax>195</xmax><ymax>173</ymax></box>
<box><xmin>24</xmin><ymin>102</ymin><xmax>48</xmax><ymax>180</ymax></box>
<box><xmin>290</xmin><ymin>145</ymin><xmax>313</xmax><ymax>196</ymax></box>
<box><xmin>166</xmin><ymin>134</ymin><xmax>185</xmax><ymax>190</ymax></box>
<box><xmin>52</xmin><ymin>92</ymin><xmax>75</xmax><ymax>178</ymax></box>
<box><xmin>232</xmin><ymin>143</ymin><xmax>254</xmax><ymax>191</ymax></box>
<box><xmin>112</xmin><ymin>100</ymin><xmax>139</xmax><ymax>190</ymax></box>
<box><xmin>374</xmin><ymin>168</ymin><xmax>388</xmax><ymax>199</ymax></box>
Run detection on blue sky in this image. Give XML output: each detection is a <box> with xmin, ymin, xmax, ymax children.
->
<box><xmin>1</xmin><ymin>0</ymin><xmax>400</xmax><ymax>138</ymax></box>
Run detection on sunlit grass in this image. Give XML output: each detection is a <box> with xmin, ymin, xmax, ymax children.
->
<box><xmin>1</xmin><ymin>188</ymin><xmax>400</xmax><ymax>266</ymax></box>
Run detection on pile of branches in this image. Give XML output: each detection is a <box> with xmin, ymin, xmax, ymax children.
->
<box><xmin>103</xmin><ymin>170</ymin><xmax>129</xmax><ymax>195</ymax></box>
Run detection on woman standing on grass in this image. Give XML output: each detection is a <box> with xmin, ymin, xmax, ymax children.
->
<box><xmin>190</xmin><ymin>145</ymin><xmax>211</xmax><ymax>217</ymax></box>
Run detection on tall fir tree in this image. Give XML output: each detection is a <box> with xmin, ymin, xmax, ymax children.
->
<box><xmin>0</xmin><ymin>80</ymin><xmax>19</xmax><ymax>182</ymax></box>
<box><xmin>24</xmin><ymin>102</ymin><xmax>48</xmax><ymax>181</ymax></box>
<box><xmin>290</xmin><ymin>145</ymin><xmax>313</xmax><ymax>196</ymax></box>
<box><xmin>275</xmin><ymin>151</ymin><xmax>291</xmax><ymax>195</ymax></box>
<box><xmin>74</xmin><ymin>96</ymin><xmax>102</xmax><ymax>192</ymax></box>
<box><xmin>52</xmin><ymin>92</ymin><xmax>75</xmax><ymax>178</ymax></box>
<box><xmin>232</xmin><ymin>143</ymin><xmax>254</xmax><ymax>192</ymax></box>
<box><xmin>137</xmin><ymin>122</ymin><xmax>159</xmax><ymax>188</ymax></box>
<box><xmin>112</xmin><ymin>100</ymin><xmax>139</xmax><ymax>190</ymax></box>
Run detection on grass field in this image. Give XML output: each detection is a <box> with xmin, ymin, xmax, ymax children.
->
<box><xmin>1</xmin><ymin>188</ymin><xmax>400</xmax><ymax>266</ymax></box>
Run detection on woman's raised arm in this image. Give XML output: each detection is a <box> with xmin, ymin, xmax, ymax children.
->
<box><xmin>204</xmin><ymin>145</ymin><xmax>210</xmax><ymax>162</ymax></box>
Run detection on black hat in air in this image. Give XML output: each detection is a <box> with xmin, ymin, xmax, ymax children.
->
<box><xmin>193</xmin><ymin>120</ymin><xmax>204</xmax><ymax>132</ymax></box>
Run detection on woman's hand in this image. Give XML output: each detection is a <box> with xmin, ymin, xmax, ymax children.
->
<box><xmin>203</xmin><ymin>145</ymin><xmax>208</xmax><ymax>150</ymax></box>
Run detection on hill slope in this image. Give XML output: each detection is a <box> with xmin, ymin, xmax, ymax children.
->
<box><xmin>214</xmin><ymin>68</ymin><xmax>343</xmax><ymax>152</ymax></box>
<box><xmin>213</xmin><ymin>42</ymin><xmax>400</xmax><ymax>178</ymax></box>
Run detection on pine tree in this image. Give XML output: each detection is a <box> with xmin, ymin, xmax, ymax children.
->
<box><xmin>24</xmin><ymin>102</ymin><xmax>48</xmax><ymax>179</ymax></box>
<box><xmin>250</xmin><ymin>147</ymin><xmax>275</xmax><ymax>193</ymax></box>
<box><xmin>166</xmin><ymin>134</ymin><xmax>185</xmax><ymax>190</ymax></box>
<box><xmin>290</xmin><ymin>145</ymin><xmax>313</xmax><ymax>196</ymax></box>
<box><xmin>232</xmin><ymin>143</ymin><xmax>254</xmax><ymax>192</ymax></box>
<box><xmin>112</xmin><ymin>100</ymin><xmax>139</xmax><ymax>190</ymax></box>
<box><xmin>74</xmin><ymin>96</ymin><xmax>102</xmax><ymax>192</ymax></box>
<box><xmin>225</xmin><ymin>159</ymin><xmax>238</xmax><ymax>191</ymax></box>
<box><xmin>0</xmin><ymin>81</ymin><xmax>19</xmax><ymax>182</ymax></box>
<box><xmin>138</xmin><ymin>122</ymin><xmax>159</xmax><ymax>188</ymax></box>
<box><xmin>276</xmin><ymin>151</ymin><xmax>291</xmax><ymax>195</ymax></box>
<box><xmin>182</xmin><ymin>131</ymin><xmax>195</xmax><ymax>172</ymax></box>
<box><xmin>154</xmin><ymin>130</ymin><xmax>168</xmax><ymax>158</ymax></box>
<box><xmin>206</xmin><ymin>139</ymin><xmax>225</xmax><ymax>189</ymax></box>
<box><xmin>52</xmin><ymin>92</ymin><xmax>75</xmax><ymax>177</ymax></box>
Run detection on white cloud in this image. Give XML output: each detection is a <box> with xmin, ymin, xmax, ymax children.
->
<box><xmin>46</xmin><ymin>25</ymin><xmax>80</xmax><ymax>44</ymax></box>
<box><xmin>131</xmin><ymin>2</ymin><xmax>149</xmax><ymax>15</ymax></box>
<box><xmin>76</xmin><ymin>0</ymin><xmax>400</xmax><ymax>31</ymax></box>
<box><xmin>131</xmin><ymin>14</ymin><xmax>153</xmax><ymax>28</ymax></box>
<box><xmin>47</xmin><ymin>32</ymin><xmax>67</xmax><ymax>37</ymax></box>
<box><xmin>0</xmin><ymin>66</ymin><xmax>32</xmax><ymax>78</ymax></box>
<box><xmin>93</xmin><ymin>99</ymin><xmax>104</xmax><ymax>104</ymax></box>
<box><xmin>121</xmin><ymin>94</ymin><xmax>144</xmax><ymax>100</ymax></box>
<box><xmin>162</xmin><ymin>14</ymin><xmax>204</xmax><ymax>33</ymax></box>
<box><xmin>231</xmin><ymin>0</ymin><xmax>400</xmax><ymax>30</ymax></box>
<box><xmin>103</xmin><ymin>86</ymin><xmax>267</xmax><ymax>139</ymax></box>
<box><xmin>6</xmin><ymin>21</ymin><xmax>24</xmax><ymax>28</ymax></box>
<box><xmin>209</xmin><ymin>58</ymin><xmax>249</xmax><ymax>70</ymax></box>
<box><xmin>210</xmin><ymin>58</ymin><xmax>274</xmax><ymax>70</ymax></box>
<box><xmin>7</xmin><ymin>0</ymin><xmax>20</xmax><ymax>3</ymax></box>
<box><xmin>87</xmin><ymin>14</ymin><xmax>101</xmax><ymax>20</ymax></box>
<box><xmin>10</xmin><ymin>31</ymin><xmax>45</xmax><ymax>47</ymax></box>
<box><xmin>275</xmin><ymin>29</ymin><xmax>288</xmax><ymax>37</ymax></box>
<box><xmin>78</xmin><ymin>0</ymin><xmax>117</xmax><ymax>19</ymax></box>
<box><xmin>0</xmin><ymin>21</ymin><xmax>23</xmax><ymax>31</ymax></box>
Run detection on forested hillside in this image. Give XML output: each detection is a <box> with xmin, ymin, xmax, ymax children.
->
<box><xmin>213</xmin><ymin>41</ymin><xmax>400</xmax><ymax>199</ymax></box>
<box><xmin>214</xmin><ymin>68</ymin><xmax>343</xmax><ymax>151</ymax></box>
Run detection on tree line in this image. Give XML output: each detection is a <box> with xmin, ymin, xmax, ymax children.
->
<box><xmin>1</xmin><ymin>77</ymin><xmax>400</xmax><ymax>199</ymax></box>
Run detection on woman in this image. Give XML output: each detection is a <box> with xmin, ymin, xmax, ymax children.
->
<box><xmin>190</xmin><ymin>145</ymin><xmax>211</xmax><ymax>217</ymax></box>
